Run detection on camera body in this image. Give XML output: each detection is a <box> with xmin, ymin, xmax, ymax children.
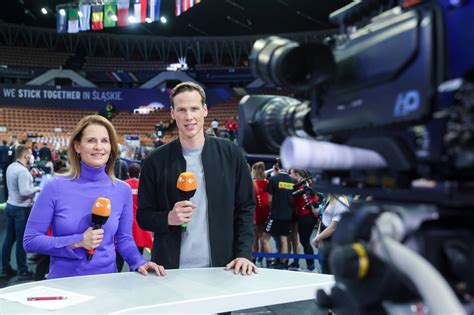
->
<box><xmin>240</xmin><ymin>0</ymin><xmax>474</xmax><ymax>202</ymax></box>
<box><xmin>239</xmin><ymin>0</ymin><xmax>474</xmax><ymax>313</ymax></box>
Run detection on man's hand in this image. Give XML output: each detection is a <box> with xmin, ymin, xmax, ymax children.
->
<box><xmin>225</xmin><ymin>257</ymin><xmax>258</xmax><ymax>276</ymax></box>
<box><xmin>137</xmin><ymin>261</ymin><xmax>166</xmax><ymax>276</ymax></box>
<box><xmin>168</xmin><ymin>200</ymin><xmax>197</xmax><ymax>226</ymax></box>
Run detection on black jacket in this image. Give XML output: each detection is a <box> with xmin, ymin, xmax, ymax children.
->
<box><xmin>137</xmin><ymin>134</ymin><xmax>255</xmax><ymax>269</ymax></box>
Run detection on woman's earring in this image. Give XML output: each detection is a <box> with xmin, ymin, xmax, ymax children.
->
<box><xmin>77</xmin><ymin>152</ymin><xmax>81</xmax><ymax>158</ymax></box>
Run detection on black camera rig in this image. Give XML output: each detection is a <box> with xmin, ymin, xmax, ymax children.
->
<box><xmin>239</xmin><ymin>0</ymin><xmax>474</xmax><ymax>314</ymax></box>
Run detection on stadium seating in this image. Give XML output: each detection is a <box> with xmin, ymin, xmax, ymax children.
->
<box><xmin>0</xmin><ymin>95</ymin><xmax>241</xmax><ymax>146</ymax></box>
<box><xmin>83</xmin><ymin>56</ymin><xmax>168</xmax><ymax>72</ymax></box>
<box><xmin>0</xmin><ymin>46</ymin><xmax>73</xmax><ymax>69</ymax></box>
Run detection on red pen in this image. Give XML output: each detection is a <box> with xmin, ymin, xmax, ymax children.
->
<box><xmin>27</xmin><ymin>296</ymin><xmax>67</xmax><ymax>301</ymax></box>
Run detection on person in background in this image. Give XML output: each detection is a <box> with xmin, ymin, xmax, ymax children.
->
<box><xmin>39</xmin><ymin>142</ymin><xmax>52</xmax><ymax>162</ymax></box>
<box><xmin>31</xmin><ymin>142</ymin><xmax>39</xmax><ymax>160</ymax></box>
<box><xmin>251</xmin><ymin>161</ymin><xmax>272</xmax><ymax>268</ymax></box>
<box><xmin>2</xmin><ymin>136</ymin><xmax>20</xmax><ymax>201</ymax></box>
<box><xmin>262</xmin><ymin>159</ymin><xmax>295</xmax><ymax>269</ymax></box>
<box><xmin>137</xmin><ymin>81</ymin><xmax>257</xmax><ymax>275</ymax></box>
<box><xmin>116</xmin><ymin>163</ymin><xmax>153</xmax><ymax>272</ymax></box>
<box><xmin>287</xmin><ymin>175</ymin><xmax>302</xmax><ymax>271</ymax></box>
<box><xmin>1</xmin><ymin>145</ymin><xmax>41</xmax><ymax>278</ymax></box>
<box><xmin>33</xmin><ymin>159</ymin><xmax>69</xmax><ymax>281</ymax></box>
<box><xmin>210</xmin><ymin>118</ymin><xmax>219</xmax><ymax>137</ymax></box>
<box><xmin>114</xmin><ymin>157</ymin><xmax>129</xmax><ymax>181</ymax></box>
<box><xmin>0</xmin><ymin>140</ymin><xmax>9</xmax><ymax>201</ymax></box>
<box><xmin>24</xmin><ymin>115</ymin><xmax>165</xmax><ymax>279</ymax></box>
<box><xmin>291</xmin><ymin>169</ymin><xmax>319</xmax><ymax>272</ymax></box>
<box><xmin>51</xmin><ymin>149</ymin><xmax>61</xmax><ymax>162</ymax></box>
<box><xmin>313</xmin><ymin>194</ymin><xmax>349</xmax><ymax>274</ymax></box>
<box><xmin>225</xmin><ymin>116</ymin><xmax>238</xmax><ymax>142</ymax></box>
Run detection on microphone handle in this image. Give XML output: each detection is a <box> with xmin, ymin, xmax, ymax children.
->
<box><xmin>180</xmin><ymin>197</ymin><xmax>193</xmax><ymax>232</ymax></box>
<box><xmin>87</xmin><ymin>224</ymin><xmax>102</xmax><ymax>260</ymax></box>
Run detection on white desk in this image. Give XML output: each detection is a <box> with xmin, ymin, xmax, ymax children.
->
<box><xmin>0</xmin><ymin>268</ymin><xmax>334</xmax><ymax>314</ymax></box>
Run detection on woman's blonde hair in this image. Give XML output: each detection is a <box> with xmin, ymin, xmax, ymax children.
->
<box><xmin>66</xmin><ymin>115</ymin><xmax>119</xmax><ymax>179</ymax></box>
<box><xmin>252</xmin><ymin>161</ymin><xmax>266</xmax><ymax>180</ymax></box>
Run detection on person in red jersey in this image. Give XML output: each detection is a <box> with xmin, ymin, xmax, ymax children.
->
<box><xmin>251</xmin><ymin>162</ymin><xmax>272</xmax><ymax>267</ymax></box>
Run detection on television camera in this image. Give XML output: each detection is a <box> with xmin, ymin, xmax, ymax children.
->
<box><xmin>239</xmin><ymin>0</ymin><xmax>474</xmax><ymax>314</ymax></box>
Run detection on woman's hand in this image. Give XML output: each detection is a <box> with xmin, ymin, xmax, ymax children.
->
<box><xmin>312</xmin><ymin>234</ymin><xmax>321</xmax><ymax>248</ymax></box>
<box><xmin>137</xmin><ymin>261</ymin><xmax>166</xmax><ymax>276</ymax></box>
<box><xmin>70</xmin><ymin>227</ymin><xmax>104</xmax><ymax>250</ymax></box>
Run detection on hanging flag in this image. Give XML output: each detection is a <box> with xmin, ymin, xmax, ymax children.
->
<box><xmin>79</xmin><ymin>4</ymin><xmax>91</xmax><ymax>31</ymax></box>
<box><xmin>91</xmin><ymin>5</ymin><xmax>104</xmax><ymax>30</ymax></box>
<box><xmin>182</xmin><ymin>0</ymin><xmax>190</xmax><ymax>13</ymax></box>
<box><xmin>133</xmin><ymin>0</ymin><xmax>141</xmax><ymax>22</ymax></box>
<box><xmin>67</xmin><ymin>8</ymin><xmax>79</xmax><ymax>33</ymax></box>
<box><xmin>147</xmin><ymin>0</ymin><xmax>161</xmax><ymax>21</ymax></box>
<box><xmin>117</xmin><ymin>0</ymin><xmax>129</xmax><ymax>27</ymax></box>
<box><xmin>175</xmin><ymin>0</ymin><xmax>182</xmax><ymax>16</ymax></box>
<box><xmin>104</xmin><ymin>3</ymin><xmax>117</xmax><ymax>28</ymax></box>
<box><xmin>140</xmin><ymin>0</ymin><xmax>148</xmax><ymax>22</ymax></box>
<box><xmin>56</xmin><ymin>8</ymin><xmax>67</xmax><ymax>33</ymax></box>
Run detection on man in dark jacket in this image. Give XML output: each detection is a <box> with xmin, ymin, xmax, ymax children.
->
<box><xmin>0</xmin><ymin>140</ymin><xmax>9</xmax><ymax>202</ymax></box>
<box><xmin>38</xmin><ymin>143</ymin><xmax>52</xmax><ymax>161</ymax></box>
<box><xmin>137</xmin><ymin>81</ymin><xmax>257</xmax><ymax>275</ymax></box>
<box><xmin>2</xmin><ymin>136</ymin><xmax>19</xmax><ymax>202</ymax></box>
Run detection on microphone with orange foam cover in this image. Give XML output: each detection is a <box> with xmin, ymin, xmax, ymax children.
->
<box><xmin>87</xmin><ymin>197</ymin><xmax>111</xmax><ymax>260</ymax></box>
<box><xmin>176</xmin><ymin>172</ymin><xmax>197</xmax><ymax>230</ymax></box>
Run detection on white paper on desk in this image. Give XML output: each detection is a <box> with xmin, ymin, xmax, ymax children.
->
<box><xmin>0</xmin><ymin>285</ymin><xmax>95</xmax><ymax>310</ymax></box>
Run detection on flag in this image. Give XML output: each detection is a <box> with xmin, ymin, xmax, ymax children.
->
<box><xmin>104</xmin><ymin>3</ymin><xmax>117</xmax><ymax>28</ymax></box>
<box><xmin>147</xmin><ymin>0</ymin><xmax>161</xmax><ymax>21</ymax></box>
<box><xmin>175</xmin><ymin>0</ymin><xmax>182</xmax><ymax>16</ymax></box>
<box><xmin>117</xmin><ymin>0</ymin><xmax>129</xmax><ymax>26</ymax></box>
<box><xmin>79</xmin><ymin>4</ymin><xmax>91</xmax><ymax>31</ymax></box>
<box><xmin>133</xmin><ymin>0</ymin><xmax>141</xmax><ymax>22</ymax></box>
<box><xmin>67</xmin><ymin>8</ymin><xmax>79</xmax><ymax>33</ymax></box>
<box><xmin>182</xmin><ymin>0</ymin><xmax>190</xmax><ymax>13</ymax></box>
<box><xmin>179</xmin><ymin>0</ymin><xmax>198</xmax><ymax>15</ymax></box>
<box><xmin>141</xmin><ymin>0</ymin><xmax>148</xmax><ymax>22</ymax></box>
<box><xmin>91</xmin><ymin>5</ymin><xmax>104</xmax><ymax>30</ymax></box>
<box><xmin>56</xmin><ymin>8</ymin><xmax>67</xmax><ymax>33</ymax></box>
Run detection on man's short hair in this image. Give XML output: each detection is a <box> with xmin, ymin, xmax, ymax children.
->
<box><xmin>169</xmin><ymin>81</ymin><xmax>206</xmax><ymax>108</ymax></box>
<box><xmin>128</xmin><ymin>162</ymin><xmax>141</xmax><ymax>178</ymax></box>
<box><xmin>15</xmin><ymin>145</ymin><xmax>30</xmax><ymax>159</ymax></box>
<box><xmin>276</xmin><ymin>158</ymin><xmax>283</xmax><ymax>170</ymax></box>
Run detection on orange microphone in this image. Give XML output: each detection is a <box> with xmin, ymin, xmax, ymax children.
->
<box><xmin>87</xmin><ymin>197</ymin><xmax>111</xmax><ymax>261</ymax></box>
<box><xmin>176</xmin><ymin>172</ymin><xmax>197</xmax><ymax>231</ymax></box>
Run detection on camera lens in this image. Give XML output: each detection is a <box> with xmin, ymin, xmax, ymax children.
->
<box><xmin>238</xmin><ymin>95</ymin><xmax>315</xmax><ymax>154</ymax></box>
<box><xmin>249</xmin><ymin>36</ymin><xmax>335</xmax><ymax>90</ymax></box>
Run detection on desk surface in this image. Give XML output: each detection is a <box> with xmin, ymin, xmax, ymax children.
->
<box><xmin>0</xmin><ymin>268</ymin><xmax>334</xmax><ymax>314</ymax></box>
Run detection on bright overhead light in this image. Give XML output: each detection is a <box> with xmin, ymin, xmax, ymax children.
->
<box><xmin>111</xmin><ymin>15</ymin><xmax>118</xmax><ymax>22</ymax></box>
<box><xmin>160</xmin><ymin>16</ymin><xmax>167</xmax><ymax>24</ymax></box>
<box><xmin>128</xmin><ymin>16</ymin><xmax>136</xmax><ymax>23</ymax></box>
<box><xmin>78</xmin><ymin>11</ymin><xmax>83</xmax><ymax>18</ymax></box>
<box><xmin>41</xmin><ymin>7</ymin><xmax>48</xmax><ymax>15</ymax></box>
<box><xmin>145</xmin><ymin>17</ymin><xmax>152</xmax><ymax>23</ymax></box>
<box><xmin>59</xmin><ymin>9</ymin><xmax>66</xmax><ymax>16</ymax></box>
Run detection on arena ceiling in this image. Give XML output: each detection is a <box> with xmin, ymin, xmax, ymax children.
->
<box><xmin>1</xmin><ymin>0</ymin><xmax>351</xmax><ymax>37</ymax></box>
